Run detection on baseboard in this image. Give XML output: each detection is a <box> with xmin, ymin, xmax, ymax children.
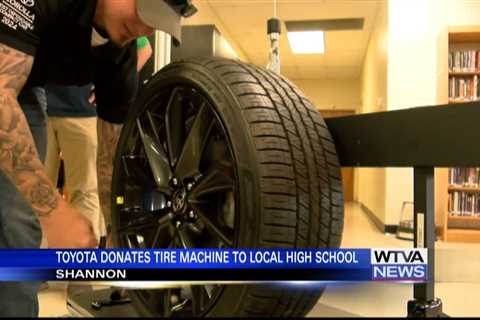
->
<box><xmin>358</xmin><ymin>202</ymin><xmax>398</xmax><ymax>235</ymax></box>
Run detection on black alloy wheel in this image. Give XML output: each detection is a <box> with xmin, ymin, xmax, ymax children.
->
<box><xmin>113</xmin><ymin>84</ymin><xmax>237</xmax><ymax>317</ymax></box>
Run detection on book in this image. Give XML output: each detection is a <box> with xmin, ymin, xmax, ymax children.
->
<box><xmin>448</xmin><ymin>168</ymin><xmax>480</xmax><ymax>216</ymax></box>
<box><xmin>449</xmin><ymin>50</ymin><xmax>480</xmax><ymax>73</ymax></box>
<box><xmin>448</xmin><ymin>76</ymin><xmax>480</xmax><ymax>101</ymax></box>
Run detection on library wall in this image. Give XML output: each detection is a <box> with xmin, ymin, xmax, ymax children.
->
<box><xmin>291</xmin><ymin>79</ymin><xmax>361</xmax><ymax>111</ymax></box>
<box><xmin>439</xmin><ymin>0</ymin><xmax>480</xmax><ymax>27</ymax></box>
<box><xmin>382</xmin><ymin>0</ymin><xmax>480</xmax><ymax>226</ymax></box>
<box><xmin>355</xmin><ymin>1</ymin><xmax>388</xmax><ymax>224</ymax></box>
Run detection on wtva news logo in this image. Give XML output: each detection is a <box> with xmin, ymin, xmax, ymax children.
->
<box><xmin>371</xmin><ymin>249</ymin><xmax>428</xmax><ymax>282</ymax></box>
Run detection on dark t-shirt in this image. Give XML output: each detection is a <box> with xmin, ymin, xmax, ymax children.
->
<box><xmin>46</xmin><ymin>37</ymin><xmax>150</xmax><ymax>118</ymax></box>
<box><xmin>0</xmin><ymin>0</ymin><xmax>138</xmax><ymax>123</ymax></box>
<box><xmin>46</xmin><ymin>84</ymin><xmax>96</xmax><ymax>118</ymax></box>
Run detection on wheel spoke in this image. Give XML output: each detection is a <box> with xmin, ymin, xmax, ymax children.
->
<box><xmin>165</xmin><ymin>87</ymin><xmax>185</xmax><ymax>167</ymax></box>
<box><xmin>162</xmin><ymin>289</ymin><xmax>173</xmax><ymax>317</ymax></box>
<box><xmin>125</xmin><ymin>234</ymin><xmax>147</xmax><ymax>249</ymax></box>
<box><xmin>174</xmin><ymin>102</ymin><xmax>215</xmax><ymax>180</ymax></box>
<box><xmin>119</xmin><ymin>215</ymin><xmax>156</xmax><ymax>233</ymax></box>
<box><xmin>190</xmin><ymin>167</ymin><xmax>234</xmax><ymax>200</ymax></box>
<box><xmin>195</xmin><ymin>209</ymin><xmax>233</xmax><ymax>247</ymax></box>
<box><xmin>151</xmin><ymin>213</ymin><xmax>174</xmax><ymax>247</ymax></box>
<box><xmin>146</xmin><ymin>110</ymin><xmax>162</xmax><ymax>143</ymax></box>
<box><xmin>190</xmin><ymin>286</ymin><xmax>207</xmax><ymax>316</ymax></box>
<box><xmin>168</xmin><ymin>238</ymin><xmax>176</xmax><ymax>248</ymax></box>
<box><xmin>151</xmin><ymin>227</ymin><xmax>162</xmax><ymax>248</ymax></box>
<box><xmin>177</xmin><ymin>226</ymin><xmax>196</xmax><ymax>248</ymax></box>
<box><xmin>121</xmin><ymin>155</ymin><xmax>153</xmax><ymax>186</ymax></box>
<box><xmin>204</xmin><ymin>285</ymin><xmax>214</xmax><ymax>299</ymax></box>
<box><xmin>119</xmin><ymin>213</ymin><xmax>170</xmax><ymax>235</ymax></box>
<box><xmin>137</xmin><ymin>116</ymin><xmax>172</xmax><ymax>193</ymax></box>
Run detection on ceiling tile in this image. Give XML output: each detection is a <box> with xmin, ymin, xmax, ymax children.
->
<box><xmin>325</xmin><ymin>50</ymin><xmax>363</xmax><ymax>66</ymax></box>
<box><xmin>325</xmin><ymin>66</ymin><xmax>361</xmax><ymax>80</ymax></box>
<box><xmin>298</xmin><ymin>65</ymin><xmax>328</xmax><ymax>79</ymax></box>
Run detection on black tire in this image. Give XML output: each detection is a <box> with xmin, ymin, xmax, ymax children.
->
<box><xmin>111</xmin><ymin>57</ymin><xmax>344</xmax><ymax>317</ymax></box>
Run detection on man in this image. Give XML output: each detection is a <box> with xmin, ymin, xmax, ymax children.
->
<box><xmin>0</xmin><ymin>0</ymin><xmax>195</xmax><ymax>316</ymax></box>
<box><xmin>44</xmin><ymin>83</ymin><xmax>104</xmax><ymax>243</ymax></box>
<box><xmin>44</xmin><ymin>37</ymin><xmax>152</xmax><ymax>243</ymax></box>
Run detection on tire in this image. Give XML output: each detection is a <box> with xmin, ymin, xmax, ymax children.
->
<box><xmin>111</xmin><ymin>57</ymin><xmax>344</xmax><ymax>317</ymax></box>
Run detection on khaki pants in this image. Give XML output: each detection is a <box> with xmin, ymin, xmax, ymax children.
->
<box><xmin>45</xmin><ymin>117</ymin><xmax>104</xmax><ymax>242</ymax></box>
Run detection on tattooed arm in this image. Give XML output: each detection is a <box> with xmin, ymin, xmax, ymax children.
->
<box><xmin>0</xmin><ymin>43</ymin><xmax>97</xmax><ymax>248</ymax></box>
<box><xmin>0</xmin><ymin>44</ymin><xmax>58</xmax><ymax>216</ymax></box>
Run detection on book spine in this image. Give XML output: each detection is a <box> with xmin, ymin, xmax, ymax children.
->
<box><xmin>449</xmin><ymin>52</ymin><xmax>453</xmax><ymax>72</ymax></box>
<box><xmin>475</xmin><ymin>75</ymin><xmax>478</xmax><ymax>100</ymax></box>
<box><xmin>473</xmin><ymin>50</ymin><xmax>476</xmax><ymax>72</ymax></box>
<box><xmin>455</xmin><ymin>51</ymin><xmax>459</xmax><ymax>72</ymax></box>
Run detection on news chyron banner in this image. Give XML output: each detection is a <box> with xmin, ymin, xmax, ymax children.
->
<box><xmin>0</xmin><ymin>248</ymin><xmax>427</xmax><ymax>282</ymax></box>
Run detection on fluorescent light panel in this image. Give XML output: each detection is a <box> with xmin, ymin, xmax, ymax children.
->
<box><xmin>287</xmin><ymin>31</ymin><xmax>325</xmax><ymax>54</ymax></box>
<box><xmin>285</xmin><ymin>19</ymin><xmax>364</xmax><ymax>32</ymax></box>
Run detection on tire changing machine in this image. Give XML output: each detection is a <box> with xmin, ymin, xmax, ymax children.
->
<box><xmin>67</xmin><ymin>101</ymin><xmax>480</xmax><ymax>317</ymax></box>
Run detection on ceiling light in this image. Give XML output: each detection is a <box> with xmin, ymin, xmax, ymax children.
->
<box><xmin>285</xmin><ymin>19</ymin><xmax>364</xmax><ymax>32</ymax></box>
<box><xmin>287</xmin><ymin>31</ymin><xmax>325</xmax><ymax>54</ymax></box>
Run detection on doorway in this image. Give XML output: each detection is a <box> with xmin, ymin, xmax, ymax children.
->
<box><xmin>320</xmin><ymin>109</ymin><xmax>355</xmax><ymax>202</ymax></box>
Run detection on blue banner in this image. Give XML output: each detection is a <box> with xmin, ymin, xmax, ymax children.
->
<box><xmin>0</xmin><ymin>248</ymin><xmax>428</xmax><ymax>282</ymax></box>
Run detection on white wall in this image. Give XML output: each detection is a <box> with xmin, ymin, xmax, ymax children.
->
<box><xmin>384</xmin><ymin>0</ymin><xmax>439</xmax><ymax>225</ymax></box>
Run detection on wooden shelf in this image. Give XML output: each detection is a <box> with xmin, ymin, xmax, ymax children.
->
<box><xmin>449</xmin><ymin>31</ymin><xmax>480</xmax><ymax>43</ymax></box>
<box><xmin>439</xmin><ymin>29</ymin><xmax>480</xmax><ymax>243</ymax></box>
<box><xmin>445</xmin><ymin>228</ymin><xmax>480</xmax><ymax>243</ymax></box>
<box><xmin>448</xmin><ymin>185</ymin><xmax>480</xmax><ymax>193</ymax></box>
<box><xmin>449</xmin><ymin>71</ymin><xmax>480</xmax><ymax>76</ymax></box>
<box><xmin>447</xmin><ymin>215</ymin><xmax>480</xmax><ymax>230</ymax></box>
<box><xmin>448</xmin><ymin>215</ymin><xmax>480</xmax><ymax>222</ymax></box>
<box><xmin>448</xmin><ymin>99</ymin><xmax>479</xmax><ymax>104</ymax></box>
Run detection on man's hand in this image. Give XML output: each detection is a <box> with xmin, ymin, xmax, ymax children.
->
<box><xmin>39</xmin><ymin>198</ymin><xmax>98</xmax><ymax>248</ymax></box>
<box><xmin>88</xmin><ymin>92</ymin><xmax>96</xmax><ymax>106</ymax></box>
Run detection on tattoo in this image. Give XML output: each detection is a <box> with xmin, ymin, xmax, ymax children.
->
<box><xmin>0</xmin><ymin>43</ymin><xmax>59</xmax><ymax>217</ymax></box>
<box><xmin>30</xmin><ymin>180</ymin><xmax>59</xmax><ymax>213</ymax></box>
<box><xmin>97</xmin><ymin>118</ymin><xmax>122</xmax><ymax>232</ymax></box>
<box><xmin>0</xmin><ymin>44</ymin><xmax>32</xmax><ymax>92</ymax></box>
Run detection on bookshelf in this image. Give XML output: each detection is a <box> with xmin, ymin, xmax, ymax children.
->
<box><xmin>436</xmin><ymin>29</ymin><xmax>480</xmax><ymax>243</ymax></box>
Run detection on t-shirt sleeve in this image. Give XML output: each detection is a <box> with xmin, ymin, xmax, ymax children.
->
<box><xmin>0</xmin><ymin>0</ymin><xmax>43</xmax><ymax>55</ymax></box>
<box><xmin>136</xmin><ymin>36</ymin><xmax>149</xmax><ymax>50</ymax></box>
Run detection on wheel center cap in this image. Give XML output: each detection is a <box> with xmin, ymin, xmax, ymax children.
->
<box><xmin>172</xmin><ymin>188</ymin><xmax>187</xmax><ymax>213</ymax></box>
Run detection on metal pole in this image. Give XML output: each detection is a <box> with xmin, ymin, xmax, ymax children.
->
<box><xmin>154</xmin><ymin>31</ymin><xmax>172</xmax><ymax>72</ymax></box>
<box><xmin>413</xmin><ymin>167</ymin><xmax>435</xmax><ymax>301</ymax></box>
<box><xmin>267</xmin><ymin>18</ymin><xmax>281</xmax><ymax>74</ymax></box>
<box><xmin>408</xmin><ymin>167</ymin><xmax>444</xmax><ymax>317</ymax></box>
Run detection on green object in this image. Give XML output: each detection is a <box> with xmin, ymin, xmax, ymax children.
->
<box><xmin>137</xmin><ymin>36</ymin><xmax>149</xmax><ymax>49</ymax></box>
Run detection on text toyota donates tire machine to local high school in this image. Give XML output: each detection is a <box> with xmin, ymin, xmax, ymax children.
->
<box><xmin>66</xmin><ymin>2</ymin><xmax>474</xmax><ymax>317</ymax></box>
